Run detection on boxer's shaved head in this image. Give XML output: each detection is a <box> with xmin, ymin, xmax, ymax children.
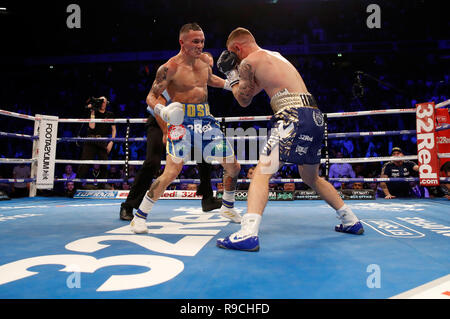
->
<box><xmin>226</xmin><ymin>27</ymin><xmax>256</xmax><ymax>48</ymax></box>
<box><xmin>179</xmin><ymin>22</ymin><xmax>203</xmax><ymax>39</ymax></box>
<box><xmin>179</xmin><ymin>22</ymin><xmax>204</xmax><ymax>58</ymax></box>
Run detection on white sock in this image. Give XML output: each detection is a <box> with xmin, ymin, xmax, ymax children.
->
<box><xmin>336</xmin><ymin>204</ymin><xmax>358</xmax><ymax>226</ymax></box>
<box><xmin>241</xmin><ymin>213</ymin><xmax>262</xmax><ymax>236</ymax></box>
<box><xmin>222</xmin><ymin>190</ymin><xmax>235</xmax><ymax>209</ymax></box>
<box><xmin>135</xmin><ymin>194</ymin><xmax>155</xmax><ymax>219</ymax></box>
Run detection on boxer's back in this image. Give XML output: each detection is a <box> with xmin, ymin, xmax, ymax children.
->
<box><xmin>249</xmin><ymin>49</ymin><xmax>309</xmax><ymax>99</ymax></box>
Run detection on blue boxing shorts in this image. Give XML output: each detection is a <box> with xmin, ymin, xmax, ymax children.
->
<box><xmin>261</xmin><ymin>105</ymin><xmax>325</xmax><ymax>166</ymax></box>
<box><xmin>166</xmin><ymin>102</ymin><xmax>234</xmax><ymax>163</ymax></box>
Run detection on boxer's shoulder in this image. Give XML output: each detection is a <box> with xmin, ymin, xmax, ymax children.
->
<box><xmin>199</xmin><ymin>52</ymin><xmax>214</xmax><ymax>67</ymax></box>
<box><xmin>249</xmin><ymin>49</ymin><xmax>271</xmax><ymax>61</ymax></box>
<box><xmin>239</xmin><ymin>50</ymin><xmax>265</xmax><ymax>72</ymax></box>
<box><xmin>166</xmin><ymin>58</ymin><xmax>180</xmax><ymax>71</ymax></box>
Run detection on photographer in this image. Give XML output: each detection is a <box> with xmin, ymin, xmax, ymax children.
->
<box><xmin>77</xmin><ymin>96</ymin><xmax>116</xmax><ymax>188</ymax></box>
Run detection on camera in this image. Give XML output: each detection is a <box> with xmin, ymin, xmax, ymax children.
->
<box><xmin>85</xmin><ymin>96</ymin><xmax>108</xmax><ymax>111</ymax></box>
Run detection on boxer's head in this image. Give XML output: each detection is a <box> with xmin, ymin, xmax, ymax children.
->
<box><xmin>391</xmin><ymin>147</ymin><xmax>404</xmax><ymax>166</ymax></box>
<box><xmin>441</xmin><ymin>161</ymin><xmax>450</xmax><ymax>177</ymax></box>
<box><xmin>179</xmin><ymin>22</ymin><xmax>204</xmax><ymax>58</ymax></box>
<box><xmin>226</xmin><ymin>27</ymin><xmax>256</xmax><ymax>61</ymax></box>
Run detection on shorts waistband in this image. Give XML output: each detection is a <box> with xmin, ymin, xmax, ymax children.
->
<box><xmin>179</xmin><ymin>102</ymin><xmax>212</xmax><ymax>118</ymax></box>
<box><xmin>270</xmin><ymin>91</ymin><xmax>318</xmax><ymax>113</ymax></box>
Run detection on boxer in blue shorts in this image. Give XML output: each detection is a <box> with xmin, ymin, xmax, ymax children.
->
<box><xmin>130</xmin><ymin>23</ymin><xmax>242</xmax><ymax>234</ymax></box>
<box><xmin>262</xmin><ymin>90</ymin><xmax>325</xmax><ymax>166</ymax></box>
<box><xmin>215</xmin><ymin>27</ymin><xmax>364</xmax><ymax>252</ymax></box>
<box><xmin>166</xmin><ymin>102</ymin><xmax>235</xmax><ymax>163</ymax></box>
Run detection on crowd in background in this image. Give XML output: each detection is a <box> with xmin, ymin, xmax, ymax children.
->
<box><xmin>0</xmin><ymin>0</ymin><xmax>448</xmax><ymax>199</ymax></box>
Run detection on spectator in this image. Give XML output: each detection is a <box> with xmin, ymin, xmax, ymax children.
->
<box><xmin>186</xmin><ymin>184</ymin><xmax>197</xmax><ymax>191</ymax></box>
<box><xmin>352</xmin><ymin>181</ymin><xmax>364</xmax><ymax>190</ymax></box>
<box><xmin>342</xmin><ymin>138</ymin><xmax>354</xmax><ymax>157</ymax></box>
<box><xmin>284</xmin><ymin>183</ymin><xmax>295</xmax><ymax>191</ymax></box>
<box><xmin>270</xmin><ymin>171</ymin><xmax>283</xmax><ymax>191</ymax></box>
<box><xmin>409</xmin><ymin>182</ymin><xmax>429</xmax><ymax>198</ymax></box>
<box><xmin>106</xmin><ymin>165</ymin><xmax>121</xmax><ymax>190</ymax></box>
<box><xmin>62</xmin><ymin>164</ymin><xmax>76</xmax><ymax>180</ymax></box>
<box><xmin>238</xmin><ymin>166</ymin><xmax>255</xmax><ymax>190</ymax></box>
<box><xmin>12</xmin><ymin>163</ymin><xmax>31</xmax><ymax>198</ymax></box>
<box><xmin>0</xmin><ymin>173</ymin><xmax>12</xmax><ymax>196</ymax></box>
<box><xmin>428</xmin><ymin>162</ymin><xmax>450</xmax><ymax>200</ymax></box>
<box><xmin>329</xmin><ymin>151</ymin><xmax>355</xmax><ymax>189</ymax></box>
<box><xmin>368</xmin><ymin>181</ymin><xmax>385</xmax><ymax>198</ymax></box>
<box><xmin>379</xmin><ymin>147</ymin><xmax>419</xmax><ymax>199</ymax></box>
<box><xmin>64</xmin><ymin>181</ymin><xmax>76</xmax><ymax>198</ymax></box>
<box><xmin>83</xmin><ymin>164</ymin><xmax>102</xmax><ymax>190</ymax></box>
<box><xmin>61</xmin><ymin>164</ymin><xmax>77</xmax><ymax>190</ymax></box>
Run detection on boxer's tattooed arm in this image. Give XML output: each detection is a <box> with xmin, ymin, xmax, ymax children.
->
<box><xmin>150</xmin><ymin>65</ymin><xmax>169</xmax><ymax>97</ymax></box>
<box><xmin>236</xmin><ymin>62</ymin><xmax>256</xmax><ymax>107</ymax></box>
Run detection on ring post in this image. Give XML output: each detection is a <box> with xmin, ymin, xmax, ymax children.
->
<box><xmin>323</xmin><ymin>113</ymin><xmax>330</xmax><ymax>180</ymax></box>
<box><xmin>30</xmin><ymin>114</ymin><xmax>59</xmax><ymax>196</ymax></box>
<box><xmin>29</xmin><ymin>115</ymin><xmax>40</xmax><ymax>197</ymax></box>
<box><xmin>124</xmin><ymin>118</ymin><xmax>130</xmax><ymax>184</ymax></box>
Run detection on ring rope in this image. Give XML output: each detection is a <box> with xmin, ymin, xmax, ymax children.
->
<box><xmin>1</xmin><ymin>99</ymin><xmax>448</xmax><ymax>124</ymax></box>
<box><xmin>3</xmin><ymin>154</ymin><xmax>449</xmax><ymax>166</ymax></box>
<box><xmin>52</xmin><ymin>154</ymin><xmax>421</xmax><ymax>166</ymax></box>
<box><xmin>0</xmin><ymin>158</ymin><xmax>36</xmax><ymax>164</ymax></box>
<box><xmin>0</xmin><ymin>109</ymin><xmax>36</xmax><ymax>121</ymax></box>
<box><xmin>1</xmin><ymin>177</ymin><xmax>449</xmax><ymax>185</ymax></box>
<box><xmin>57</xmin><ymin>136</ymin><xmax>147</xmax><ymax>143</ymax></box>
<box><xmin>0</xmin><ymin>131</ymin><xmax>38</xmax><ymax>141</ymax></box>
<box><xmin>436</xmin><ymin>99</ymin><xmax>450</xmax><ymax>109</ymax></box>
<box><xmin>2</xmin><ymin>126</ymin><xmax>447</xmax><ymax>144</ymax></box>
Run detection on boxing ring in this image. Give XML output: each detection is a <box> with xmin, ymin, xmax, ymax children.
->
<box><xmin>0</xmin><ymin>100</ymin><xmax>449</xmax><ymax>299</ymax></box>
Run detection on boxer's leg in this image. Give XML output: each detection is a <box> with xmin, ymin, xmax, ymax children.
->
<box><xmin>131</xmin><ymin>155</ymin><xmax>183</xmax><ymax>233</ymax></box>
<box><xmin>203</xmin><ymin>118</ymin><xmax>241</xmax><ymax>221</ymax></box>
<box><xmin>299</xmin><ymin>164</ymin><xmax>364</xmax><ymax>234</ymax></box>
<box><xmin>216</xmin><ymin>141</ymin><xmax>281</xmax><ymax>252</ymax></box>
<box><xmin>217</xmin><ymin>157</ymin><xmax>242</xmax><ymax>223</ymax></box>
<box><xmin>197</xmin><ymin>160</ymin><xmax>222</xmax><ymax>211</ymax></box>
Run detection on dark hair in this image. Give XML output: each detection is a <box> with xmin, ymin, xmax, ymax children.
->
<box><xmin>441</xmin><ymin>161</ymin><xmax>450</xmax><ymax>173</ymax></box>
<box><xmin>179</xmin><ymin>23</ymin><xmax>202</xmax><ymax>36</ymax></box>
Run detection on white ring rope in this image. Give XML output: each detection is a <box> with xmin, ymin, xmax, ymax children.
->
<box><xmin>1</xmin><ymin>99</ymin><xmax>448</xmax><ymax>124</ymax></box>
<box><xmin>0</xmin><ymin>109</ymin><xmax>36</xmax><ymax>121</ymax></box>
<box><xmin>55</xmin><ymin>108</ymin><xmax>417</xmax><ymax>123</ymax></box>
<box><xmin>0</xmin><ymin>158</ymin><xmax>36</xmax><ymax>164</ymax></box>
<box><xmin>436</xmin><ymin>99</ymin><xmax>450</xmax><ymax>109</ymax></box>
<box><xmin>52</xmin><ymin>155</ymin><xmax>423</xmax><ymax>166</ymax></box>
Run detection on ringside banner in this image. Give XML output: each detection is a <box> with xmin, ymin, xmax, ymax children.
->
<box><xmin>415</xmin><ymin>102</ymin><xmax>439</xmax><ymax>186</ymax></box>
<box><xmin>36</xmin><ymin>115</ymin><xmax>59</xmax><ymax>189</ymax></box>
<box><xmin>74</xmin><ymin>189</ymin><xmax>205</xmax><ymax>199</ymax></box>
